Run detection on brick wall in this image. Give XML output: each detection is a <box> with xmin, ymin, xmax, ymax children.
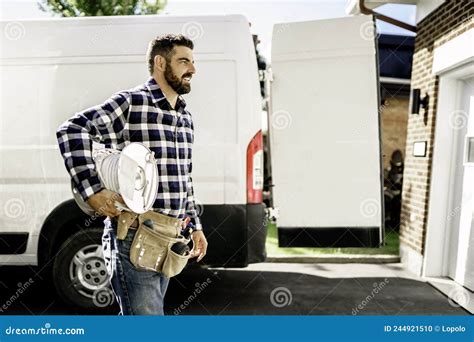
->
<box><xmin>400</xmin><ymin>0</ymin><xmax>474</xmax><ymax>255</ymax></box>
<box><xmin>381</xmin><ymin>97</ymin><xmax>409</xmax><ymax>170</ymax></box>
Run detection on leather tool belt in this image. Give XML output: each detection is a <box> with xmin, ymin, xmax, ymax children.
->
<box><xmin>112</xmin><ymin>211</ymin><xmax>191</xmax><ymax>278</ymax></box>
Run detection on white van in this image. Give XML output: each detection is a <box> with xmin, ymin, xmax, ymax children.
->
<box><xmin>0</xmin><ymin>14</ymin><xmax>383</xmax><ymax>309</ymax></box>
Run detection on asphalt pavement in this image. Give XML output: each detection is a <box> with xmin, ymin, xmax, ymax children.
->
<box><xmin>0</xmin><ymin>263</ymin><xmax>469</xmax><ymax>315</ymax></box>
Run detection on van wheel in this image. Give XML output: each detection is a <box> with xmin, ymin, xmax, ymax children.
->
<box><xmin>52</xmin><ymin>227</ymin><xmax>115</xmax><ymax>311</ymax></box>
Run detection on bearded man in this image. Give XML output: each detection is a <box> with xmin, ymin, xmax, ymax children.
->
<box><xmin>56</xmin><ymin>34</ymin><xmax>207</xmax><ymax>315</ymax></box>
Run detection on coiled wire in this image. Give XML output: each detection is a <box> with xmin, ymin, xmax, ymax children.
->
<box><xmin>93</xmin><ymin>149</ymin><xmax>121</xmax><ymax>193</ymax></box>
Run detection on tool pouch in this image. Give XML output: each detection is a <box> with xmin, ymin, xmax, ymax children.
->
<box><xmin>129</xmin><ymin>219</ymin><xmax>190</xmax><ymax>278</ymax></box>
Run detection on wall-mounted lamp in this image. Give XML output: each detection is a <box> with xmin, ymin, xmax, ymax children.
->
<box><xmin>409</xmin><ymin>88</ymin><xmax>429</xmax><ymax>115</ymax></box>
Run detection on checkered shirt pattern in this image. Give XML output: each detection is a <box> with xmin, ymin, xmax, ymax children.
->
<box><xmin>56</xmin><ymin>77</ymin><xmax>202</xmax><ymax>230</ymax></box>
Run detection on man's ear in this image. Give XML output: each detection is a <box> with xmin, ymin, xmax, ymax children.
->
<box><xmin>154</xmin><ymin>55</ymin><xmax>167</xmax><ymax>72</ymax></box>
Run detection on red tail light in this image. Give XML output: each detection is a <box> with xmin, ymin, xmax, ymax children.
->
<box><xmin>247</xmin><ymin>130</ymin><xmax>263</xmax><ymax>203</ymax></box>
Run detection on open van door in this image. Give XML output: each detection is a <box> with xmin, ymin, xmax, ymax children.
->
<box><xmin>269</xmin><ymin>15</ymin><xmax>383</xmax><ymax>248</ymax></box>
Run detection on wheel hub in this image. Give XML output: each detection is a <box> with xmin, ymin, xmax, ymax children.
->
<box><xmin>69</xmin><ymin>244</ymin><xmax>110</xmax><ymax>299</ymax></box>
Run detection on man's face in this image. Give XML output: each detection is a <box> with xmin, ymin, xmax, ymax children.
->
<box><xmin>164</xmin><ymin>46</ymin><xmax>196</xmax><ymax>94</ymax></box>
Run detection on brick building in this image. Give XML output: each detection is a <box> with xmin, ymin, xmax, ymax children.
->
<box><xmin>398</xmin><ymin>0</ymin><xmax>473</xmax><ymax>291</ymax></box>
<box><xmin>348</xmin><ymin>0</ymin><xmax>473</xmax><ymax>310</ymax></box>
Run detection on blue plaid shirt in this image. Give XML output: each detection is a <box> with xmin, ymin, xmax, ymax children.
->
<box><xmin>56</xmin><ymin>77</ymin><xmax>202</xmax><ymax>230</ymax></box>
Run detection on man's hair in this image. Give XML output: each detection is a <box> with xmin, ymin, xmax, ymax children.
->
<box><xmin>146</xmin><ymin>34</ymin><xmax>194</xmax><ymax>75</ymax></box>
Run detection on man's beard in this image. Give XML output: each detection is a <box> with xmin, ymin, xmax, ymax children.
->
<box><xmin>164</xmin><ymin>64</ymin><xmax>192</xmax><ymax>95</ymax></box>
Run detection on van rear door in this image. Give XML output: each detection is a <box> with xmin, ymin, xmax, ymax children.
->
<box><xmin>269</xmin><ymin>15</ymin><xmax>383</xmax><ymax>247</ymax></box>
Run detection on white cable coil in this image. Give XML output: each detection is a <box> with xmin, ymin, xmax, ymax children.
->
<box><xmin>94</xmin><ymin>149</ymin><xmax>121</xmax><ymax>193</ymax></box>
<box><xmin>72</xmin><ymin>143</ymin><xmax>159</xmax><ymax>216</ymax></box>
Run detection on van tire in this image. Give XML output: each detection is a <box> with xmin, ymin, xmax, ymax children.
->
<box><xmin>52</xmin><ymin>227</ymin><xmax>116</xmax><ymax>311</ymax></box>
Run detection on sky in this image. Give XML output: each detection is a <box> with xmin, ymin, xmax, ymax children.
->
<box><xmin>0</xmin><ymin>0</ymin><xmax>416</xmax><ymax>60</ymax></box>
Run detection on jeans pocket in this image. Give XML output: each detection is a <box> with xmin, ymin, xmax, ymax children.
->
<box><xmin>118</xmin><ymin>229</ymin><xmax>135</xmax><ymax>259</ymax></box>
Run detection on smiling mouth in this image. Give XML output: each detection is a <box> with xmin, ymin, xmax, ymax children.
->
<box><xmin>182</xmin><ymin>75</ymin><xmax>192</xmax><ymax>82</ymax></box>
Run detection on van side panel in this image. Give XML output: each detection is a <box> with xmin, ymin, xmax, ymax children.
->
<box><xmin>0</xmin><ymin>15</ymin><xmax>264</xmax><ymax>265</ymax></box>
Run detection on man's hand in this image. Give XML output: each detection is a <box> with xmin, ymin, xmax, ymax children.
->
<box><xmin>86</xmin><ymin>189</ymin><xmax>125</xmax><ymax>217</ymax></box>
<box><xmin>190</xmin><ymin>230</ymin><xmax>208</xmax><ymax>262</ymax></box>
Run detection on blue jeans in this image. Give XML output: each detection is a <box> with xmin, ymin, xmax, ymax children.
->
<box><xmin>101</xmin><ymin>217</ymin><xmax>170</xmax><ymax>315</ymax></box>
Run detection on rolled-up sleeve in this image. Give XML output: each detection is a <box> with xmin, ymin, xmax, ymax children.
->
<box><xmin>56</xmin><ymin>92</ymin><xmax>130</xmax><ymax>202</ymax></box>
